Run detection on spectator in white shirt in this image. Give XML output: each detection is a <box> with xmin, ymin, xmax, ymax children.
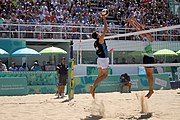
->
<box><xmin>0</xmin><ymin>59</ymin><xmax>7</xmax><ymax>71</ymax></box>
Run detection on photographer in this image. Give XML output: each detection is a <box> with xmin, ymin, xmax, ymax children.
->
<box><xmin>119</xmin><ymin>73</ymin><xmax>132</xmax><ymax>93</ymax></box>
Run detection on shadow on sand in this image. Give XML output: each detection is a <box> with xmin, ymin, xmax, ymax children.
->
<box><xmin>137</xmin><ymin>113</ymin><xmax>152</xmax><ymax>120</ymax></box>
<box><xmin>81</xmin><ymin>114</ymin><xmax>103</xmax><ymax>120</ymax></box>
<box><xmin>61</xmin><ymin>99</ymin><xmax>71</xmax><ymax>103</ymax></box>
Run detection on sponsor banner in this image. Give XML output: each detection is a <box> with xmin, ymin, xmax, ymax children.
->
<box><xmin>28</xmin><ymin>85</ymin><xmax>57</xmax><ymax>94</ymax></box>
<box><xmin>0</xmin><ymin>72</ymin><xmax>58</xmax><ymax>94</ymax></box>
<box><xmin>0</xmin><ymin>77</ymin><xmax>27</xmax><ymax>96</ymax></box>
<box><xmin>131</xmin><ymin>79</ymin><xmax>139</xmax><ymax>88</ymax></box>
<box><xmin>155</xmin><ymin>78</ymin><xmax>167</xmax><ymax>87</ymax></box>
<box><xmin>74</xmin><ymin>74</ymin><xmax>171</xmax><ymax>93</ymax></box>
<box><xmin>0</xmin><ymin>73</ymin><xmax>171</xmax><ymax>95</ymax></box>
<box><xmin>87</xmin><ymin>66</ymin><xmax>112</xmax><ymax>75</ymax></box>
<box><xmin>0</xmin><ymin>71</ymin><xmax>58</xmax><ymax>86</ymax></box>
<box><xmin>130</xmin><ymin>74</ymin><xmax>171</xmax><ymax>90</ymax></box>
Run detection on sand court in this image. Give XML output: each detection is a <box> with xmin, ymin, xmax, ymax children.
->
<box><xmin>0</xmin><ymin>89</ymin><xmax>180</xmax><ymax>120</ymax></box>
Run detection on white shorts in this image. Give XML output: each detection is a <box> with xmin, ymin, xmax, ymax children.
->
<box><xmin>97</xmin><ymin>58</ymin><xmax>109</xmax><ymax>69</ymax></box>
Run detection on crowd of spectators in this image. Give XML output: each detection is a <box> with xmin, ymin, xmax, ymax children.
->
<box><xmin>110</xmin><ymin>0</ymin><xmax>180</xmax><ymax>41</ymax></box>
<box><xmin>108</xmin><ymin>0</ymin><xmax>180</xmax><ymax>27</ymax></box>
<box><xmin>0</xmin><ymin>59</ymin><xmax>56</xmax><ymax>72</ymax></box>
<box><xmin>0</xmin><ymin>0</ymin><xmax>179</xmax><ymax>40</ymax></box>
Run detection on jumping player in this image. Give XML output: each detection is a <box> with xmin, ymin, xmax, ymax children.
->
<box><xmin>128</xmin><ymin>17</ymin><xmax>154</xmax><ymax>99</ymax></box>
<box><xmin>90</xmin><ymin>15</ymin><xmax>109</xmax><ymax>99</ymax></box>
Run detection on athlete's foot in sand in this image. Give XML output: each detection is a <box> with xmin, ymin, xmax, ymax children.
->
<box><xmin>90</xmin><ymin>85</ymin><xmax>95</xmax><ymax>99</ymax></box>
<box><xmin>145</xmin><ymin>90</ymin><xmax>154</xmax><ymax>99</ymax></box>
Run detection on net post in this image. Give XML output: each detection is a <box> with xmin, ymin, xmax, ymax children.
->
<box><xmin>68</xmin><ymin>39</ymin><xmax>74</xmax><ymax>100</ymax></box>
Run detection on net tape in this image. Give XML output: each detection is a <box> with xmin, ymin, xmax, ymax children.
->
<box><xmin>81</xmin><ymin>24</ymin><xmax>180</xmax><ymax>42</ymax></box>
<box><xmin>79</xmin><ymin>63</ymin><xmax>180</xmax><ymax>67</ymax></box>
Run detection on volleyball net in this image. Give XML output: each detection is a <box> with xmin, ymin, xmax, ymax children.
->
<box><xmin>73</xmin><ymin>21</ymin><xmax>180</xmax><ymax>80</ymax></box>
<box><xmin>74</xmin><ymin>20</ymin><xmax>180</xmax><ymax>65</ymax></box>
<box><xmin>71</xmin><ymin>22</ymin><xmax>180</xmax><ymax>99</ymax></box>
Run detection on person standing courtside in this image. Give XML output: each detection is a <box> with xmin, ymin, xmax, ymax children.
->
<box><xmin>56</xmin><ymin>57</ymin><xmax>68</xmax><ymax>98</ymax></box>
<box><xmin>90</xmin><ymin>15</ymin><xmax>109</xmax><ymax>99</ymax></box>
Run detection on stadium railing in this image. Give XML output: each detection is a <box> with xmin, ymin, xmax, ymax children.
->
<box><xmin>0</xmin><ymin>22</ymin><xmax>179</xmax><ymax>41</ymax></box>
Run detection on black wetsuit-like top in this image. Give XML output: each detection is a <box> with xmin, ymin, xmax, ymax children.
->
<box><xmin>94</xmin><ymin>39</ymin><xmax>108</xmax><ymax>58</ymax></box>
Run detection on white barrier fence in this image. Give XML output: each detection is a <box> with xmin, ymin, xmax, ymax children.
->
<box><xmin>0</xmin><ymin>23</ymin><xmax>179</xmax><ymax>41</ymax></box>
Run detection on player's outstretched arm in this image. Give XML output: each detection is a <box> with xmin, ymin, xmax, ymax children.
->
<box><xmin>99</xmin><ymin>16</ymin><xmax>108</xmax><ymax>44</ymax></box>
<box><xmin>128</xmin><ymin>17</ymin><xmax>154</xmax><ymax>42</ymax></box>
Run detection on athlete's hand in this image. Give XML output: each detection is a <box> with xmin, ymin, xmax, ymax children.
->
<box><xmin>100</xmin><ymin>14</ymin><xmax>106</xmax><ymax>19</ymax></box>
<box><xmin>102</xmin><ymin>15</ymin><xmax>106</xmax><ymax>20</ymax></box>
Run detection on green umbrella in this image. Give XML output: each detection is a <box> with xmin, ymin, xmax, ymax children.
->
<box><xmin>153</xmin><ymin>49</ymin><xmax>177</xmax><ymax>56</ymax></box>
<box><xmin>40</xmin><ymin>46</ymin><xmax>67</xmax><ymax>54</ymax></box>
<box><xmin>40</xmin><ymin>46</ymin><xmax>67</xmax><ymax>66</ymax></box>
<box><xmin>153</xmin><ymin>49</ymin><xmax>177</xmax><ymax>63</ymax></box>
<box><xmin>176</xmin><ymin>50</ymin><xmax>180</xmax><ymax>55</ymax></box>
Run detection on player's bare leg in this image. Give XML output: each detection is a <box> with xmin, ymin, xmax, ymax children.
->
<box><xmin>90</xmin><ymin>73</ymin><xmax>108</xmax><ymax>98</ymax></box>
<box><xmin>90</xmin><ymin>68</ymin><xmax>108</xmax><ymax>99</ymax></box>
<box><xmin>90</xmin><ymin>85</ymin><xmax>96</xmax><ymax>99</ymax></box>
<box><xmin>61</xmin><ymin>86</ymin><xmax>65</xmax><ymax>98</ymax></box>
<box><xmin>145</xmin><ymin>67</ymin><xmax>154</xmax><ymax>98</ymax></box>
<box><xmin>57</xmin><ymin>85</ymin><xmax>61</xmax><ymax>98</ymax></box>
<box><xmin>90</xmin><ymin>68</ymin><xmax>103</xmax><ymax>99</ymax></box>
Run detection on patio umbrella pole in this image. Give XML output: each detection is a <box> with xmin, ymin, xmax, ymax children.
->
<box><xmin>51</xmin><ymin>54</ymin><xmax>53</xmax><ymax>64</ymax></box>
<box><xmin>165</xmin><ymin>55</ymin><xmax>166</xmax><ymax>63</ymax></box>
<box><xmin>54</xmin><ymin>55</ymin><xmax>56</xmax><ymax>67</ymax></box>
<box><xmin>165</xmin><ymin>55</ymin><xmax>166</xmax><ymax>71</ymax></box>
<box><xmin>26</xmin><ymin>56</ymin><xmax>28</xmax><ymax>71</ymax></box>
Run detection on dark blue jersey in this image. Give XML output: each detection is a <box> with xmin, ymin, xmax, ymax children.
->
<box><xmin>56</xmin><ymin>64</ymin><xmax>68</xmax><ymax>75</ymax></box>
<box><xmin>94</xmin><ymin>39</ymin><xmax>108</xmax><ymax>58</ymax></box>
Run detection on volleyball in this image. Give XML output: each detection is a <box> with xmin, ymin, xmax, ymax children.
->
<box><xmin>101</xmin><ymin>9</ymin><xmax>109</xmax><ymax>17</ymax></box>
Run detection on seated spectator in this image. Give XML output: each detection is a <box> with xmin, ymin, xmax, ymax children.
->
<box><xmin>41</xmin><ymin>61</ymin><xmax>46</xmax><ymax>71</ymax></box>
<box><xmin>121</xmin><ymin>57</ymin><xmax>128</xmax><ymax>64</ymax></box>
<box><xmin>45</xmin><ymin>61</ymin><xmax>55</xmax><ymax>71</ymax></box>
<box><xmin>9</xmin><ymin>62</ymin><xmax>18</xmax><ymax>71</ymax></box>
<box><xmin>19</xmin><ymin>63</ymin><xmax>29</xmax><ymax>71</ymax></box>
<box><xmin>0</xmin><ymin>59</ymin><xmax>7</xmax><ymax>71</ymax></box>
<box><xmin>131</xmin><ymin>57</ymin><xmax>136</xmax><ymax>64</ymax></box>
<box><xmin>119</xmin><ymin>73</ymin><xmax>132</xmax><ymax>93</ymax></box>
<box><xmin>30</xmin><ymin>61</ymin><xmax>42</xmax><ymax>71</ymax></box>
